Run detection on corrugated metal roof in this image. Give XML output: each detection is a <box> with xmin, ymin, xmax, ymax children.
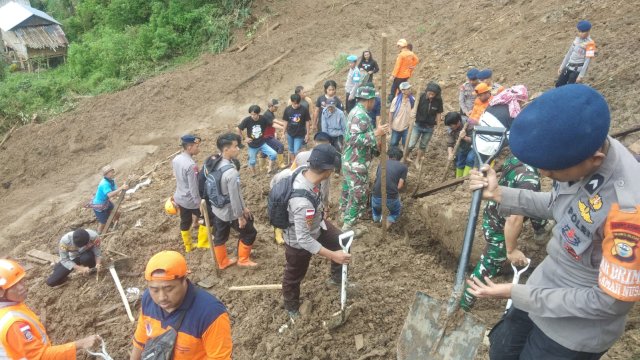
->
<box><xmin>8</xmin><ymin>24</ymin><xmax>67</xmax><ymax>49</ymax></box>
<box><xmin>0</xmin><ymin>2</ymin><xmax>60</xmax><ymax>32</ymax></box>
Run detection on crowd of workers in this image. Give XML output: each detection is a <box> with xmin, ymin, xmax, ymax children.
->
<box><xmin>2</xmin><ymin>19</ymin><xmax>640</xmax><ymax>360</ymax></box>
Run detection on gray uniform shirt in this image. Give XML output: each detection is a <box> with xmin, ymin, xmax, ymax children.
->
<box><xmin>172</xmin><ymin>152</ymin><xmax>201</xmax><ymax>209</ymax></box>
<box><xmin>559</xmin><ymin>36</ymin><xmax>594</xmax><ymax>78</ymax></box>
<box><xmin>210</xmin><ymin>158</ymin><xmax>245</xmax><ymax>222</ymax></box>
<box><xmin>58</xmin><ymin>230</ymin><xmax>101</xmax><ymax>270</ymax></box>
<box><xmin>497</xmin><ymin>138</ymin><xmax>640</xmax><ymax>352</ymax></box>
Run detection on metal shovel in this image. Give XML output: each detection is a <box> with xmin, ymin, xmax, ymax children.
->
<box><xmin>324</xmin><ymin>230</ymin><xmax>354</xmax><ymax>330</ymax></box>
<box><xmin>505</xmin><ymin>258</ymin><xmax>531</xmax><ymax>312</ymax></box>
<box><xmin>397</xmin><ymin>126</ymin><xmax>507</xmax><ymax>360</ymax></box>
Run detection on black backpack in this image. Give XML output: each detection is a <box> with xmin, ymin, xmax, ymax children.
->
<box><xmin>268</xmin><ymin>166</ymin><xmax>321</xmax><ymax>229</ymax></box>
<box><xmin>141</xmin><ymin>310</ymin><xmax>186</xmax><ymax>360</ymax></box>
<box><xmin>203</xmin><ymin>157</ymin><xmax>235</xmax><ymax>208</ymax></box>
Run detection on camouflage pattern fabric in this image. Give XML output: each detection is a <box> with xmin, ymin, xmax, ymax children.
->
<box><xmin>340</xmin><ymin>102</ymin><xmax>378</xmax><ymax>226</ymax></box>
<box><xmin>460</xmin><ymin>155</ymin><xmax>548</xmax><ymax>311</ymax></box>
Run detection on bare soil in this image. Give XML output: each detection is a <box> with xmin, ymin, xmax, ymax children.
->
<box><xmin>0</xmin><ymin>0</ymin><xmax>638</xmax><ymax>359</ymax></box>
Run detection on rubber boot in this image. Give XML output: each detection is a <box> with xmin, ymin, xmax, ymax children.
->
<box><xmin>180</xmin><ymin>230</ymin><xmax>193</xmax><ymax>253</ymax></box>
<box><xmin>257</xmin><ymin>157</ymin><xmax>266</xmax><ymax>173</ymax></box>
<box><xmin>267</xmin><ymin>159</ymin><xmax>274</xmax><ymax>174</ymax></box>
<box><xmin>213</xmin><ymin>245</ymin><xmax>236</xmax><ymax>269</ymax></box>
<box><xmin>237</xmin><ymin>242</ymin><xmax>258</xmax><ymax>267</ymax></box>
<box><xmin>455</xmin><ymin>168</ymin><xmax>464</xmax><ymax>178</ymax></box>
<box><xmin>414</xmin><ymin>150</ymin><xmax>424</xmax><ymax>170</ymax></box>
<box><xmin>277</xmin><ymin>154</ymin><xmax>287</xmax><ymax>169</ymax></box>
<box><xmin>274</xmin><ymin>227</ymin><xmax>284</xmax><ymax>244</ymax></box>
<box><xmin>196</xmin><ymin>225</ymin><xmax>210</xmax><ymax>248</ymax></box>
<box><xmin>463</xmin><ymin>166</ymin><xmax>472</xmax><ymax>177</ymax></box>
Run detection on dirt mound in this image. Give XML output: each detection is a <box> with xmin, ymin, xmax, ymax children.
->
<box><xmin>0</xmin><ymin>0</ymin><xmax>639</xmax><ymax>359</ymax></box>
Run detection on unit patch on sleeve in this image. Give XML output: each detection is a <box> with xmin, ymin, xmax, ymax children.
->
<box><xmin>20</xmin><ymin>325</ymin><xmax>34</xmax><ymax>341</ymax></box>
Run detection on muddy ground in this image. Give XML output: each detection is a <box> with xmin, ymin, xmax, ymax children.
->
<box><xmin>1</xmin><ymin>0</ymin><xmax>639</xmax><ymax>358</ymax></box>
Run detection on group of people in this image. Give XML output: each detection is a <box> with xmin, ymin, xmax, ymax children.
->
<box><xmin>2</xmin><ymin>19</ymin><xmax>639</xmax><ymax>360</ymax></box>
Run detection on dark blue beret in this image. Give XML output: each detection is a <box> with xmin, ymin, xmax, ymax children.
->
<box><xmin>577</xmin><ymin>20</ymin><xmax>592</xmax><ymax>32</ymax></box>
<box><xmin>181</xmin><ymin>134</ymin><xmax>201</xmax><ymax>144</ymax></box>
<box><xmin>477</xmin><ymin>69</ymin><xmax>492</xmax><ymax>79</ymax></box>
<box><xmin>466</xmin><ymin>68</ymin><xmax>479</xmax><ymax>80</ymax></box>
<box><xmin>510</xmin><ymin>84</ymin><xmax>609</xmax><ymax>170</ymax></box>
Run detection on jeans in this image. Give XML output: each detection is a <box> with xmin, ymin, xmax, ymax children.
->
<box><xmin>248</xmin><ymin>143</ymin><xmax>277</xmax><ymax>167</ymax></box>
<box><xmin>456</xmin><ymin>148</ymin><xmax>476</xmax><ymax>169</ymax></box>
<box><xmin>489</xmin><ymin>307</ymin><xmax>607</xmax><ymax>360</ymax></box>
<box><xmin>371</xmin><ymin>196</ymin><xmax>402</xmax><ymax>223</ymax></box>
<box><xmin>390</xmin><ymin>129</ymin><xmax>408</xmax><ymax>147</ymax></box>
<box><xmin>260</xmin><ymin>137</ymin><xmax>284</xmax><ymax>158</ymax></box>
<box><xmin>287</xmin><ymin>134</ymin><xmax>305</xmax><ymax>155</ymax></box>
<box><xmin>408</xmin><ymin>124</ymin><xmax>434</xmax><ymax>151</ymax></box>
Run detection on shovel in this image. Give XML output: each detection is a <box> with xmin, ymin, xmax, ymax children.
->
<box><xmin>323</xmin><ymin>230</ymin><xmax>355</xmax><ymax>330</ymax></box>
<box><xmin>505</xmin><ymin>258</ymin><xmax>531</xmax><ymax>312</ymax></box>
<box><xmin>107</xmin><ymin>257</ymin><xmax>135</xmax><ymax>323</ymax></box>
<box><xmin>397</xmin><ymin>126</ymin><xmax>507</xmax><ymax>360</ymax></box>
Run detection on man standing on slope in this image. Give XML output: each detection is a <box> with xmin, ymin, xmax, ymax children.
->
<box><xmin>387</xmin><ymin>39</ymin><xmax>419</xmax><ymax>105</ymax></box>
<box><xmin>467</xmin><ymin>84</ymin><xmax>640</xmax><ymax>359</ymax></box>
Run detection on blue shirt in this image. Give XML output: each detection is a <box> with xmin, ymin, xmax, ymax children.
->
<box><xmin>92</xmin><ymin>177</ymin><xmax>116</xmax><ymax>205</ymax></box>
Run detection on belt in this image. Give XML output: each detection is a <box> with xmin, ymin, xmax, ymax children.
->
<box><xmin>566</xmin><ymin>63</ymin><xmax>584</xmax><ymax>71</ymax></box>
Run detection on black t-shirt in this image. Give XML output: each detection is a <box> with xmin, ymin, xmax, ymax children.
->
<box><xmin>415</xmin><ymin>94</ymin><xmax>443</xmax><ymax>127</ymax></box>
<box><xmin>315</xmin><ymin>95</ymin><xmax>344</xmax><ymax>112</ymax></box>
<box><xmin>283</xmin><ymin>105</ymin><xmax>310</xmax><ymax>138</ymax></box>
<box><xmin>373</xmin><ymin>159</ymin><xmax>408</xmax><ymax>199</ymax></box>
<box><xmin>238</xmin><ymin>115</ymin><xmax>272</xmax><ymax>148</ymax></box>
<box><xmin>358</xmin><ymin>59</ymin><xmax>379</xmax><ymax>74</ymax></box>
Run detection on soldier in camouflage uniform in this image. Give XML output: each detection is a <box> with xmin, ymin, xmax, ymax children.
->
<box><xmin>340</xmin><ymin>86</ymin><xmax>389</xmax><ymax>233</ymax></box>
<box><xmin>460</xmin><ymin>154</ymin><xmax>549</xmax><ymax>311</ymax></box>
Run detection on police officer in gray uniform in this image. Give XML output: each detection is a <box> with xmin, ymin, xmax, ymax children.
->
<box><xmin>467</xmin><ymin>84</ymin><xmax>640</xmax><ymax>359</ymax></box>
<box><xmin>281</xmin><ymin>144</ymin><xmax>351</xmax><ymax>318</ymax></box>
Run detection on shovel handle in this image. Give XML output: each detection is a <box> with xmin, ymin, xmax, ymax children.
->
<box><xmin>339</xmin><ymin>231</ymin><xmax>354</xmax><ymax>253</ymax></box>
<box><xmin>506</xmin><ymin>258</ymin><xmax>531</xmax><ymax>311</ymax></box>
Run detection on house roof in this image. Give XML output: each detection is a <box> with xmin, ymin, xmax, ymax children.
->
<box><xmin>0</xmin><ymin>1</ymin><xmax>60</xmax><ymax>32</ymax></box>
<box><xmin>6</xmin><ymin>24</ymin><xmax>68</xmax><ymax>50</ymax></box>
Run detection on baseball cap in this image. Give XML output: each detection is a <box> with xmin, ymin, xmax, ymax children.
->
<box><xmin>145</xmin><ymin>251</ymin><xmax>189</xmax><ymax>281</ymax></box>
<box><xmin>326</xmin><ymin>99</ymin><xmax>337</xmax><ymax>108</ymax></box>
<box><xmin>397</xmin><ymin>39</ymin><xmax>408</xmax><ymax>47</ymax></box>
<box><xmin>399</xmin><ymin>82</ymin><xmax>411</xmax><ymax>90</ymax></box>
<box><xmin>309</xmin><ymin>143</ymin><xmax>341</xmax><ymax>171</ymax></box>
<box><xmin>475</xmin><ymin>83</ymin><xmax>491</xmax><ymax>94</ymax></box>
<box><xmin>180</xmin><ymin>134</ymin><xmax>201</xmax><ymax>145</ymax></box>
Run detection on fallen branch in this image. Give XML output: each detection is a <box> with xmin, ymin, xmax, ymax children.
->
<box><xmin>230</xmin><ymin>23</ymin><xmax>280</xmax><ymax>53</ymax></box>
<box><xmin>611</xmin><ymin>124</ymin><xmax>640</xmax><ymax>139</ymax></box>
<box><xmin>228</xmin><ymin>284</ymin><xmax>282</xmax><ymax>291</ymax></box>
<box><xmin>0</xmin><ymin>126</ymin><xmax>17</xmax><ymax>148</ymax></box>
<box><xmin>227</xmin><ymin>49</ymin><xmax>293</xmax><ymax>94</ymax></box>
<box><xmin>26</xmin><ymin>250</ymin><xmax>59</xmax><ymax>264</ymax></box>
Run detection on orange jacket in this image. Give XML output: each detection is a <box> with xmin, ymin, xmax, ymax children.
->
<box><xmin>0</xmin><ymin>302</ymin><xmax>76</xmax><ymax>360</ymax></box>
<box><xmin>133</xmin><ymin>282</ymin><xmax>232</xmax><ymax>359</ymax></box>
<box><xmin>469</xmin><ymin>96</ymin><xmax>493</xmax><ymax>124</ymax></box>
<box><xmin>391</xmin><ymin>49</ymin><xmax>419</xmax><ymax>79</ymax></box>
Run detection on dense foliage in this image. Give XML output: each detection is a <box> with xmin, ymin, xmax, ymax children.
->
<box><xmin>0</xmin><ymin>0</ymin><xmax>253</xmax><ymax>133</ymax></box>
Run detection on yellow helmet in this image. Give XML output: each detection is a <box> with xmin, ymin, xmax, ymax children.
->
<box><xmin>164</xmin><ymin>197</ymin><xmax>177</xmax><ymax>215</ymax></box>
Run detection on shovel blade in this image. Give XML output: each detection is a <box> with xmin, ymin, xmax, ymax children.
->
<box><xmin>323</xmin><ymin>307</ymin><xmax>352</xmax><ymax>330</ymax></box>
<box><xmin>397</xmin><ymin>291</ymin><xmax>485</xmax><ymax>360</ymax></box>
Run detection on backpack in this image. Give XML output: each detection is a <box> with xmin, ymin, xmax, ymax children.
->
<box><xmin>203</xmin><ymin>157</ymin><xmax>235</xmax><ymax>208</ymax></box>
<box><xmin>268</xmin><ymin>166</ymin><xmax>321</xmax><ymax>229</ymax></box>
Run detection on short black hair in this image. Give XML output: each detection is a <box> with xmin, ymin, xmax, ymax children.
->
<box><xmin>72</xmin><ymin>229</ymin><xmax>90</xmax><ymax>247</ymax></box>
<box><xmin>248</xmin><ymin>105</ymin><xmax>261</xmax><ymax>114</ymax></box>
<box><xmin>444</xmin><ymin>112</ymin><xmax>462</xmax><ymax>126</ymax></box>
<box><xmin>294</xmin><ymin>85</ymin><xmax>304</xmax><ymax>95</ymax></box>
<box><xmin>387</xmin><ymin>146</ymin><xmax>404</xmax><ymax>160</ymax></box>
<box><xmin>323</xmin><ymin>80</ymin><xmax>337</xmax><ymax>91</ymax></box>
<box><xmin>217</xmin><ymin>132</ymin><xmax>240</xmax><ymax>151</ymax></box>
<box><xmin>290</xmin><ymin>93</ymin><xmax>301</xmax><ymax>103</ymax></box>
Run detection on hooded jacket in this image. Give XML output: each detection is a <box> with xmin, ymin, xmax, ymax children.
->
<box><xmin>414</xmin><ymin>82</ymin><xmax>443</xmax><ymax>127</ymax></box>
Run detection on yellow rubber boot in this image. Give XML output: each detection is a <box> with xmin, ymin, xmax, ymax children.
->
<box><xmin>213</xmin><ymin>245</ymin><xmax>237</xmax><ymax>270</ymax></box>
<box><xmin>197</xmin><ymin>225</ymin><xmax>210</xmax><ymax>248</ymax></box>
<box><xmin>237</xmin><ymin>242</ymin><xmax>258</xmax><ymax>267</ymax></box>
<box><xmin>277</xmin><ymin>154</ymin><xmax>287</xmax><ymax>169</ymax></box>
<box><xmin>463</xmin><ymin>166</ymin><xmax>472</xmax><ymax>177</ymax></box>
<box><xmin>274</xmin><ymin>227</ymin><xmax>284</xmax><ymax>245</ymax></box>
<box><xmin>455</xmin><ymin>168</ymin><xmax>464</xmax><ymax>178</ymax></box>
<box><xmin>180</xmin><ymin>230</ymin><xmax>193</xmax><ymax>253</ymax></box>
<box><xmin>257</xmin><ymin>157</ymin><xmax>266</xmax><ymax>172</ymax></box>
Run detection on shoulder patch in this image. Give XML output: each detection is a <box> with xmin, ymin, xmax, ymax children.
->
<box><xmin>20</xmin><ymin>325</ymin><xmax>34</xmax><ymax>342</ymax></box>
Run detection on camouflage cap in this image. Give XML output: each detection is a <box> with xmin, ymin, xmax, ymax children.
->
<box><xmin>355</xmin><ymin>86</ymin><xmax>376</xmax><ymax>100</ymax></box>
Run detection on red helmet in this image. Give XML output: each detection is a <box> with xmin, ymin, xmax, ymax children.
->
<box><xmin>0</xmin><ymin>259</ymin><xmax>25</xmax><ymax>290</ymax></box>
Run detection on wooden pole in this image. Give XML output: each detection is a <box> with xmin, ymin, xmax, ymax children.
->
<box><xmin>380</xmin><ymin>34</ymin><xmax>389</xmax><ymax>235</ymax></box>
<box><xmin>200</xmin><ymin>200</ymin><xmax>220</xmax><ymax>276</ymax></box>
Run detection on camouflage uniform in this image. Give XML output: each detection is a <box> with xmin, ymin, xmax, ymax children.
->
<box><xmin>460</xmin><ymin>155</ymin><xmax>548</xmax><ymax>311</ymax></box>
<box><xmin>340</xmin><ymin>102</ymin><xmax>379</xmax><ymax>227</ymax></box>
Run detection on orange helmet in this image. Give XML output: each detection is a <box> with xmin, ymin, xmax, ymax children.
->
<box><xmin>164</xmin><ymin>197</ymin><xmax>177</xmax><ymax>215</ymax></box>
<box><xmin>0</xmin><ymin>259</ymin><xmax>25</xmax><ymax>290</ymax></box>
